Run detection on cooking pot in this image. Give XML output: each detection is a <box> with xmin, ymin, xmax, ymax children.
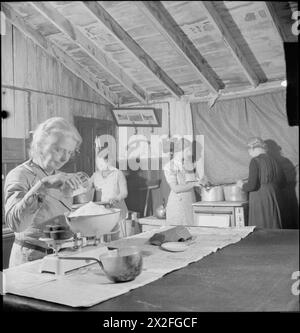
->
<box><xmin>223</xmin><ymin>184</ymin><xmax>248</xmax><ymax>201</ymax></box>
<box><xmin>58</xmin><ymin>246</ymin><xmax>143</xmax><ymax>283</ymax></box>
<box><xmin>200</xmin><ymin>185</ymin><xmax>224</xmax><ymax>201</ymax></box>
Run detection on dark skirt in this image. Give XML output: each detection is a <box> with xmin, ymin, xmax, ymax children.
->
<box><xmin>248</xmin><ymin>183</ymin><xmax>283</xmax><ymax>229</ymax></box>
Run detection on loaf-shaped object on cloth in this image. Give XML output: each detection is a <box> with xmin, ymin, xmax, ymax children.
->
<box><xmin>149</xmin><ymin>226</ymin><xmax>192</xmax><ymax>246</ymax></box>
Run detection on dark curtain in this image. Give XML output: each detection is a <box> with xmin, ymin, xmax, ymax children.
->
<box><xmin>191</xmin><ymin>90</ymin><xmax>299</xmax><ymax>229</ymax></box>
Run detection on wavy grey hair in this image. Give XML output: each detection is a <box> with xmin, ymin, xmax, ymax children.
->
<box><xmin>246</xmin><ymin>137</ymin><xmax>266</xmax><ymax>150</ymax></box>
<box><xmin>29</xmin><ymin>117</ymin><xmax>82</xmax><ymax>159</ymax></box>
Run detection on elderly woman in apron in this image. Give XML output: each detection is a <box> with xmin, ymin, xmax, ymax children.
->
<box><xmin>90</xmin><ymin>137</ymin><xmax>128</xmax><ymax>239</ymax></box>
<box><xmin>4</xmin><ymin>117</ymin><xmax>86</xmax><ymax>267</ymax></box>
<box><xmin>163</xmin><ymin>138</ymin><xmax>205</xmax><ymax>225</ymax></box>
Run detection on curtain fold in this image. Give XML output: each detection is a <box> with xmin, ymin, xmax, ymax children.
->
<box><xmin>169</xmin><ymin>97</ymin><xmax>194</xmax><ymax>137</ymax></box>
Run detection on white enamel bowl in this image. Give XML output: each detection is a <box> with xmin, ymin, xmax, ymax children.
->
<box><xmin>67</xmin><ymin>208</ymin><xmax>121</xmax><ymax>237</ymax></box>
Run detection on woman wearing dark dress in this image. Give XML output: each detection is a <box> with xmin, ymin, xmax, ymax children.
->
<box><xmin>237</xmin><ymin>137</ymin><xmax>287</xmax><ymax>229</ymax></box>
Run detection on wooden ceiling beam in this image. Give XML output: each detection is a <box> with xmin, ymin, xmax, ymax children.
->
<box><xmin>135</xmin><ymin>1</ymin><xmax>223</xmax><ymax>94</ymax></box>
<box><xmin>81</xmin><ymin>1</ymin><xmax>184</xmax><ymax>99</ymax></box>
<box><xmin>189</xmin><ymin>80</ymin><xmax>285</xmax><ymax>103</ymax></box>
<box><xmin>121</xmin><ymin>81</ymin><xmax>286</xmax><ymax>105</ymax></box>
<box><xmin>1</xmin><ymin>3</ymin><xmax>118</xmax><ymax>106</ymax></box>
<box><xmin>198</xmin><ymin>1</ymin><xmax>260</xmax><ymax>88</ymax></box>
<box><xmin>263</xmin><ymin>1</ymin><xmax>289</xmax><ymax>42</ymax></box>
<box><xmin>28</xmin><ymin>1</ymin><xmax>148</xmax><ymax>104</ymax></box>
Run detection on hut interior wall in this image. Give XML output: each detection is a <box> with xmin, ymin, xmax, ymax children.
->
<box><xmin>2</xmin><ymin>22</ymin><xmax>113</xmax><ymax>162</ymax></box>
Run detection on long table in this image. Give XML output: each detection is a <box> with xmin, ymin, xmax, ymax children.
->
<box><xmin>3</xmin><ymin>228</ymin><xmax>299</xmax><ymax>312</ymax></box>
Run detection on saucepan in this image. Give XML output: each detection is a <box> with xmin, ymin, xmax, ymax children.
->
<box><xmin>223</xmin><ymin>179</ymin><xmax>248</xmax><ymax>201</ymax></box>
<box><xmin>190</xmin><ymin>179</ymin><xmax>224</xmax><ymax>201</ymax></box>
<box><xmin>58</xmin><ymin>246</ymin><xmax>143</xmax><ymax>283</ymax></box>
<box><xmin>199</xmin><ymin>178</ymin><xmax>248</xmax><ymax>202</ymax></box>
<box><xmin>200</xmin><ymin>184</ymin><xmax>225</xmax><ymax>201</ymax></box>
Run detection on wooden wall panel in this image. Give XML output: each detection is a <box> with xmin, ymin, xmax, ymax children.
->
<box><xmin>1</xmin><ymin>89</ymin><xmax>15</xmax><ymax>138</ymax></box>
<box><xmin>13</xmin><ymin>25</ymin><xmax>28</xmax><ymax>88</ymax></box>
<box><xmin>2</xmin><ymin>21</ymin><xmax>113</xmax><ymax>143</ymax></box>
<box><xmin>1</xmin><ymin>22</ymin><xmax>13</xmax><ymax>85</ymax></box>
<box><xmin>2</xmin><ymin>138</ymin><xmax>26</xmax><ymax>161</ymax></box>
<box><xmin>2</xmin><ymin>88</ymin><xmax>28</xmax><ymax>139</ymax></box>
<box><xmin>13</xmin><ymin>90</ymin><xmax>28</xmax><ymax>137</ymax></box>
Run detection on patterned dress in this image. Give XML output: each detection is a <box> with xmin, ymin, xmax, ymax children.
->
<box><xmin>242</xmin><ymin>153</ymin><xmax>287</xmax><ymax>229</ymax></box>
<box><xmin>163</xmin><ymin>158</ymin><xmax>196</xmax><ymax>225</ymax></box>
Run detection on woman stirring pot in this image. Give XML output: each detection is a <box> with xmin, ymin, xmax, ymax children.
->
<box><xmin>4</xmin><ymin>117</ymin><xmax>87</xmax><ymax>267</ymax></box>
<box><xmin>163</xmin><ymin>138</ymin><xmax>206</xmax><ymax>225</ymax></box>
<box><xmin>236</xmin><ymin>137</ymin><xmax>287</xmax><ymax>229</ymax></box>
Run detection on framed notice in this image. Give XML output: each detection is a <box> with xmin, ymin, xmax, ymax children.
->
<box><xmin>111</xmin><ymin>108</ymin><xmax>161</xmax><ymax>127</ymax></box>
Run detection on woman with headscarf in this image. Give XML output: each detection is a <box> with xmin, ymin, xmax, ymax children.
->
<box><xmin>4</xmin><ymin>117</ymin><xmax>86</xmax><ymax>267</ymax></box>
<box><xmin>236</xmin><ymin>137</ymin><xmax>287</xmax><ymax>229</ymax></box>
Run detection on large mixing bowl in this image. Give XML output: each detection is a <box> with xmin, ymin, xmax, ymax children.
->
<box><xmin>223</xmin><ymin>185</ymin><xmax>248</xmax><ymax>201</ymax></box>
<box><xmin>67</xmin><ymin>208</ymin><xmax>121</xmax><ymax>237</ymax></box>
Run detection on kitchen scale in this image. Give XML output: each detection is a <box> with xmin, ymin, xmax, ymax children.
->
<box><xmin>38</xmin><ymin>233</ymin><xmax>109</xmax><ymax>275</ymax></box>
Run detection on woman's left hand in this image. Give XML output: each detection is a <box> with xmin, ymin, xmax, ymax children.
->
<box><xmin>108</xmin><ymin>197</ymin><xmax>119</xmax><ymax>206</ymax></box>
<box><xmin>236</xmin><ymin>180</ymin><xmax>244</xmax><ymax>188</ymax></box>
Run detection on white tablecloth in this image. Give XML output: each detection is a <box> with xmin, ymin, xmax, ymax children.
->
<box><xmin>4</xmin><ymin>226</ymin><xmax>255</xmax><ymax>307</ymax></box>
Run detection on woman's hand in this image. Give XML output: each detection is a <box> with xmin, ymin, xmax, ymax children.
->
<box><xmin>107</xmin><ymin>197</ymin><xmax>119</xmax><ymax>206</ymax></box>
<box><xmin>41</xmin><ymin>173</ymin><xmax>84</xmax><ymax>193</ymax></box>
<box><xmin>193</xmin><ymin>180</ymin><xmax>203</xmax><ymax>188</ymax></box>
<box><xmin>198</xmin><ymin>176</ymin><xmax>210</xmax><ymax>187</ymax></box>
<box><xmin>236</xmin><ymin>180</ymin><xmax>244</xmax><ymax>188</ymax></box>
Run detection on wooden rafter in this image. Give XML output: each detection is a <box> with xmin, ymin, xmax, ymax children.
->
<box><xmin>263</xmin><ymin>1</ymin><xmax>288</xmax><ymax>42</ymax></box>
<box><xmin>1</xmin><ymin>3</ymin><xmax>118</xmax><ymax>106</ymax></box>
<box><xmin>81</xmin><ymin>1</ymin><xmax>184</xmax><ymax>98</ymax></box>
<box><xmin>29</xmin><ymin>1</ymin><xmax>148</xmax><ymax>104</ymax></box>
<box><xmin>198</xmin><ymin>1</ymin><xmax>260</xmax><ymax>88</ymax></box>
<box><xmin>135</xmin><ymin>1</ymin><xmax>223</xmax><ymax>94</ymax></box>
<box><xmin>189</xmin><ymin>80</ymin><xmax>286</xmax><ymax>103</ymax></box>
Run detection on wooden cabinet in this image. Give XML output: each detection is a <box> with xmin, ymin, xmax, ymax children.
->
<box><xmin>192</xmin><ymin>201</ymin><xmax>249</xmax><ymax>228</ymax></box>
<box><xmin>138</xmin><ymin>216</ymin><xmax>166</xmax><ymax>232</ymax></box>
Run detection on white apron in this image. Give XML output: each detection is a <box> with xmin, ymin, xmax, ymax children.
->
<box><xmin>92</xmin><ymin>168</ymin><xmax>128</xmax><ymax>238</ymax></box>
<box><xmin>163</xmin><ymin>159</ymin><xmax>196</xmax><ymax>225</ymax></box>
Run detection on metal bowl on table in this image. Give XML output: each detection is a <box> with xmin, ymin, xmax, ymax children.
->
<box><xmin>58</xmin><ymin>246</ymin><xmax>143</xmax><ymax>283</ymax></box>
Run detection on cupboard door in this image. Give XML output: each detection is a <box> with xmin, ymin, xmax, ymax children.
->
<box><xmin>60</xmin><ymin>117</ymin><xmax>115</xmax><ymax>176</ymax></box>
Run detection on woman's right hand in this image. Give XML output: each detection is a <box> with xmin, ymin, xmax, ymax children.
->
<box><xmin>41</xmin><ymin>173</ymin><xmax>84</xmax><ymax>192</ymax></box>
<box><xmin>236</xmin><ymin>180</ymin><xmax>244</xmax><ymax>188</ymax></box>
<box><xmin>189</xmin><ymin>180</ymin><xmax>202</xmax><ymax>189</ymax></box>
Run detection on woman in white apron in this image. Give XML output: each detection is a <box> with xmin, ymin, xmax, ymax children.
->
<box><xmin>163</xmin><ymin>138</ymin><xmax>205</xmax><ymax>225</ymax></box>
<box><xmin>90</xmin><ymin>138</ymin><xmax>128</xmax><ymax>239</ymax></box>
